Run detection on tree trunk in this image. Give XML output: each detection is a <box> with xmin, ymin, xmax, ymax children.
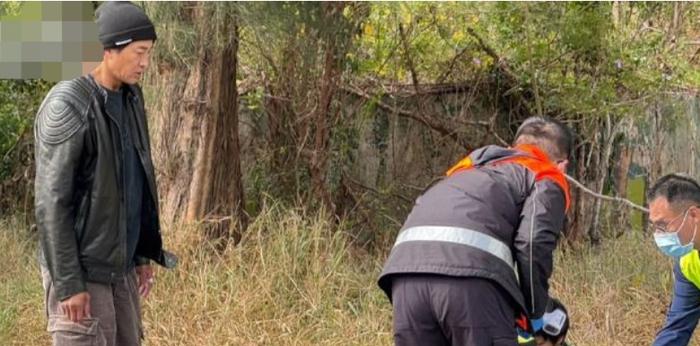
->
<box><xmin>308</xmin><ymin>2</ymin><xmax>350</xmax><ymax>212</ymax></box>
<box><xmin>614</xmin><ymin>144</ymin><xmax>632</xmax><ymax>197</ymax></box>
<box><xmin>568</xmin><ymin>121</ymin><xmax>591</xmax><ymax>243</ymax></box>
<box><xmin>612</xmin><ymin>1</ymin><xmax>621</xmax><ymax>28</ymax></box>
<box><xmin>151</xmin><ymin>2</ymin><xmax>247</xmax><ymax>243</ymax></box>
<box><xmin>264</xmin><ymin>49</ymin><xmax>298</xmax><ymax>198</ymax></box>
<box><xmin>650</xmin><ymin>103</ymin><xmax>664</xmax><ymax>182</ymax></box>
<box><xmin>690</xmin><ymin>99</ymin><xmax>698</xmax><ymax>177</ymax></box>
<box><xmin>588</xmin><ymin>114</ymin><xmax>627</xmax><ymax>243</ymax></box>
<box><xmin>672</xmin><ymin>3</ymin><xmax>683</xmax><ymax>36</ymax></box>
<box><xmin>187</xmin><ymin>4</ymin><xmax>247</xmax><ymax>242</ymax></box>
<box><xmin>587</xmin><ymin>127</ymin><xmax>603</xmax><ymax>245</ymax></box>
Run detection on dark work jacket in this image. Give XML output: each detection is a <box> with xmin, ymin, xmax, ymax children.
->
<box><xmin>377</xmin><ymin>145</ymin><xmax>568</xmax><ymax>319</ymax></box>
<box><xmin>34</xmin><ymin>75</ymin><xmax>177</xmax><ymax>302</ymax></box>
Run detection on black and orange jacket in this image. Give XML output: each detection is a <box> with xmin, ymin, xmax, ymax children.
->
<box><xmin>378</xmin><ymin>144</ymin><xmax>569</xmax><ymax>319</ymax></box>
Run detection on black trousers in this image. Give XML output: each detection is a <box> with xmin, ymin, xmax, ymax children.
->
<box><xmin>391</xmin><ymin>274</ymin><xmax>518</xmax><ymax>346</ymax></box>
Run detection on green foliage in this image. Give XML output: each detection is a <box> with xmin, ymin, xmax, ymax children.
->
<box><xmin>238</xmin><ymin>2</ymin><xmax>367</xmax><ymax>81</ymax></box>
<box><xmin>355</xmin><ymin>3</ymin><xmax>487</xmax><ymax>81</ymax></box>
<box><xmin>3</xmin><ymin>1</ymin><xmax>698</xmax><ymax>234</ymax></box>
<box><xmin>145</xmin><ymin>2</ymin><xmax>198</xmax><ymax>68</ymax></box>
<box><xmin>146</xmin><ymin>2</ymin><xmax>241</xmax><ymax>69</ymax></box>
<box><xmin>0</xmin><ymin>80</ymin><xmax>53</xmax><ymax>180</ymax></box>
<box><xmin>142</xmin><ymin>3</ymin><xmax>700</xmax><ymax>215</ymax></box>
<box><xmin>0</xmin><ymin>1</ymin><xmax>23</xmax><ymax>18</ymax></box>
<box><xmin>354</xmin><ymin>2</ymin><xmax>698</xmax><ymax>120</ymax></box>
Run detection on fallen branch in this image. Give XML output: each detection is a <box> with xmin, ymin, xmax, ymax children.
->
<box><xmin>365</xmin><ymin>81</ymin><xmax>476</xmax><ymax>96</ymax></box>
<box><xmin>565</xmin><ymin>173</ymin><xmax>649</xmax><ymax>214</ymax></box>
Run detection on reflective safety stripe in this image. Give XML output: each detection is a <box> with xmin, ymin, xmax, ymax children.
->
<box><xmin>394</xmin><ymin>226</ymin><xmax>514</xmax><ymax>268</ymax></box>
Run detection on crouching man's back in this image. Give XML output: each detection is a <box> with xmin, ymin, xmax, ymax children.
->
<box><xmin>378</xmin><ymin>116</ymin><xmax>573</xmax><ymax>346</ymax></box>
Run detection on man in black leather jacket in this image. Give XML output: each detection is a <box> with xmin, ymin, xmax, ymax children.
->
<box><xmin>35</xmin><ymin>2</ymin><xmax>175</xmax><ymax>345</ymax></box>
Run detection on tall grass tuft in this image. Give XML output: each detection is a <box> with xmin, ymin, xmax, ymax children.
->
<box><xmin>144</xmin><ymin>204</ymin><xmax>391</xmax><ymax>345</ymax></box>
<box><xmin>0</xmin><ymin>217</ymin><xmax>47</xmax><ymax>345</ymax></box>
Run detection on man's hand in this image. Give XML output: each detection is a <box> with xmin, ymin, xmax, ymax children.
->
<box><xmin>60</xmin><ymin>292</ymin><xmax>91</xmax><ymax>322</ymax></box>
<box><xmin>136</xmin><ymin>264</ymin><xmax>155</xmax><ymax>298</ymax></box>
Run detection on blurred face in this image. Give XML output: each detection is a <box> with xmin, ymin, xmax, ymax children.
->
<box><xmin>103</xmin><ymin>40</ymin><xmax>153</xmax><ymax>85</ymax></box>
<box><xmin>649</xmin><ymin>197</ymin><xmax>700</xmax><ymax>248</ymax></box>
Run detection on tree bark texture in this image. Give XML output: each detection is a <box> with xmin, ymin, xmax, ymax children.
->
<box><xmin>150</xmin><ymin>2</ymin><xmax>247</xmax><ymax>242</ymax></box>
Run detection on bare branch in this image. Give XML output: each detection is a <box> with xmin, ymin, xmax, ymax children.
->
<box><xmin>437</xmin><ymin>45</ymin><xmax>472</xmax><ymax>84</ymax></box>
<box><xmin>398</xmin><ymin>22</ymin><xmax>421</xmax><ymax>94</ymax></box>
<box><xmin>2</xmin><ymin>128</ymin><xmax>26</xmax><ymax>162</ymax></box>
<box><xmin>344</xmin><ymin>174</ymin><xmax>413</xmax><ymax>204</ymax></box>
<box><xmin>565</xmin><ymin>173</ymin><xmax>649</xmax><ymax>213</ymax></box>
<box><xmin>342</xmin><ymin>84</ymin><xmax>485</xmax><ymax>148</ymax></box>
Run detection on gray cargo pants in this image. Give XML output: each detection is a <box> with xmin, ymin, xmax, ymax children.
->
<box><xmin>391</xmin><ymin>274</ymin><xmax>518</xmax><ymax>346</ymax></box>
<box><xmin>41</xmin><ymin>266</ymin><xmax>143</xmax><ymax>346</ymax></box>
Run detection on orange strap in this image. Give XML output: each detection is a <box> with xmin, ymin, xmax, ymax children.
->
<box><xmin>446</xmin><ymin>144</ymin><xmax>571</xmax><ymax>210</ymax></box>
<box><xmin>445</xmin><ymin>156</ymin><xmax>473</xmax><ymax>176</ymax></box>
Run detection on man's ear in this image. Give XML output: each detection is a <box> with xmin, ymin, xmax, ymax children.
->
<box><xmin>691</xmin><ymin>206</ymin><xmax>700</xmax><ymax>224</ymax></box>
<box><xmin>556</xmin><ymin>160</ymin><xmax>569</xmax><ymax>174</ymax></box>
<box><xmin>103</xmin><ymin>49</ymin><xmax>113</xmax><ymax>62</ymax></box>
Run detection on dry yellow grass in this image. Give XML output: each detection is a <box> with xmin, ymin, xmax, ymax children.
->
<box><xmin>1</xmin><ymin>207</ymin><xmax>392</xmax><ymax>346</ymax></box>
<box><xmin>1</xmin><ymin>208</ymin><xmax>698</xmax><ymax>345</ymax></box>
<box><xmin>551</xmin><ymin>232</ymin><xmax>678</xmax><ymax>345</ymax></box>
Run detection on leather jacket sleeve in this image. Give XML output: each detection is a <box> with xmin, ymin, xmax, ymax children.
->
<box><xmin>514</xmin><ymin>179</ymin><xmax>567</xmax><ymax>319</ymax></box>
<box><xmin>34</xmin><ymin>93</ymin><xmax>88</xmax><ymax>302</ymax></box>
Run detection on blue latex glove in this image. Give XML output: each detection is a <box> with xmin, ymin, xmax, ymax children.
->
<box><xmin>531</xmin><ymin>317</ymin><xmax>544</xmax><ymax>332</ymax></box>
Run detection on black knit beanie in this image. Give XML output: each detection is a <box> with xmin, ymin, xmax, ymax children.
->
<box><xmin>95</xmin><ymin>1</ymin><xmax>157</xmax><ymax>49</ymax></box>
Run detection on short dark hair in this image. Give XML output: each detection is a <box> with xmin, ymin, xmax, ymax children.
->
<box><xmin>513</xmin><ymin>116</ymin><xmax>573</xmax><ymax>161</ymax></box>
<box><xmin>648</xmin><ymin>174</ymin><xmax>700</xmax><ymax>210</ymax></box>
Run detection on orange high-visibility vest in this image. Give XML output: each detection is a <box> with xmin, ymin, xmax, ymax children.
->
<box><xmin>446</xmin><ymin>144</ymin><xmax>571</xmax><ymax>210</ymax></box>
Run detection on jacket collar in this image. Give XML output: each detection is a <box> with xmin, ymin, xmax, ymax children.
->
<box><xmin>84</xmin><ymin>73</ymin><xmax>139</xmax><ymax>105</ymax></box>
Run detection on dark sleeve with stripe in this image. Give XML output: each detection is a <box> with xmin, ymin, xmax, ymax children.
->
<box><xmin>514</xmin><ymin>179</ymin><xmax>567</xmax><ymax>319</ymax></box>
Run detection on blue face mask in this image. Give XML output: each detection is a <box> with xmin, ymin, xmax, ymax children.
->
<box><xmin>653</xmin><ymin>211</ymin><xmax>696</xmax><ymax>257</ymax></box>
